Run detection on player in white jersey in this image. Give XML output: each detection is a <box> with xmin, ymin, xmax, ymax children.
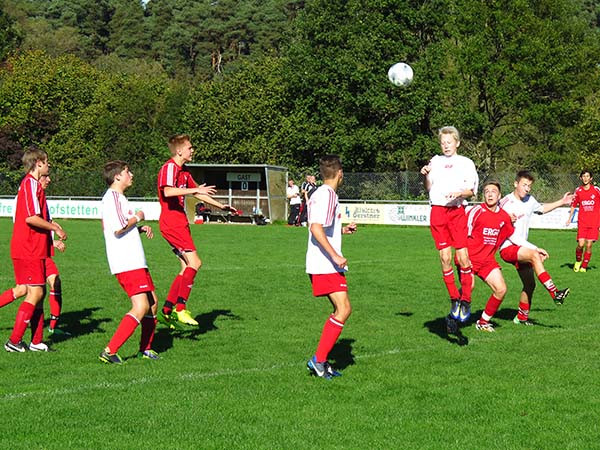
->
<box><xmin>305</xmin><ymin>155</ymin><xmax>357</xmax><ymax>380</ymax></box>
<box><xmin>421</xmin><ymin>126</ymin><xmax>478</xmax><ymax>334</ymax></box>
<box><xmin>499</xmin><ymin>170</ymin><xmax>572</xmax><ymax>325</ymax></box>
<box><xmin>99</xmin><ymin>161</ymin><xmax>160</xmax><ymax>364</ymax></box>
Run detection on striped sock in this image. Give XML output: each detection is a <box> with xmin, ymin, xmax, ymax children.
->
<box><xmin>315</xmin><ymin>315</ymin><xmax>344</xmax><ymax>363</ymax></box>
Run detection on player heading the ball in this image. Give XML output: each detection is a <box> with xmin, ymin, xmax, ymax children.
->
<box><xmin>157</xmin><ymin>134</ymin><xmax>237</xmax><ymax>329</ymax></box>
<box><xmin>421</xmin><ymin>126</ymin><xmax>478</xmax><ymax>334</ymax></box>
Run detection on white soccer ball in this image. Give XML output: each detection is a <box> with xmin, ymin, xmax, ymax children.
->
<box><xmin>387</xmin><ymin>62</ymin><xmax>413</xmax><ymax>87</ymax></box>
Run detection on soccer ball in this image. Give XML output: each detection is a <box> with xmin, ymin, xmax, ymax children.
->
<box><xmin>387</xmin><ymin>62</ymin><xmax>413</xmax><ymax>87</ymax></box>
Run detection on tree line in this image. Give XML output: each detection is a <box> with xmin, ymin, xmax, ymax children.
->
<box><xmin>1</xmin><ymin>0</ymin><xmax>600</xmax><ymax>197</ymax></box>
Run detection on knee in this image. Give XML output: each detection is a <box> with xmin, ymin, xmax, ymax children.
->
<box><xmin>13</xmin><ymin>285</ymin><xmax>26</xmax><ymax>298</ymax></box>
<box><xmin>336</xmin><ymin>302</ymin><xmax>352</xmax><ymax>322</ymax></box>
<box><xmin>494</xmin><ymin>284</ymin><xmax>507</xmax><ymax>299</ymax></box>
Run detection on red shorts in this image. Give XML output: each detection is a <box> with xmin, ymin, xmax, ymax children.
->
<box><xmin>115</xmin><ymin>268</ymin><xmax>155</xmax><ymax>297</ymax></box>
<box><xmin>13</xmin><ymin>258</ymin><xmax>46</xmax><ymax>285</ymax></box>
<box><xmin>160</xmin><ymin>225</ymin><xmax>196</xmax><ymax>254</ymax></box>
<box><xmin>472</xmin><ymin>258</ymin><xmax>501</xmax><ymax>281</ymax></box>
<box><xmin>499</xmin><ymin>245</ymin><xmax>531</xmax><ymax>270</ymax></box>
<box><xmin>309</xmin><ymin>272</ymin><xmax>348</xmax><ymax>297</ymax></box>
<box><xmin>429</xmin><ymin>205</ymin><xmax>468</xmax><ymax>250</ymax></box>
<box><xmin>577</xmin><ymin>226</ymin><xmax>599</xmax><ymax>241</ymax></box>
<box><xmin>45</xmin><ymin>258</ymin><xmax>59</xmax><ymax>278</ymax></box>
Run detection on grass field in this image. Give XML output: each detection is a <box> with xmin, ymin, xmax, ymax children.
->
<box><xmin>0</xmin><ymin>218</ymin><xmax>598</xmax><ymax>449</ymax></box>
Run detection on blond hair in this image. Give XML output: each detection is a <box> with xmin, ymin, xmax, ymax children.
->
<box><xmin>438</xmin><ymin>126</ymin><xmax>460</xmax><ymax>143</ymax></box>
<box><xmin>168</xmin><ymin>134</ymin><xmax>191</xmax><ymax>155</ymax></box>
<box><xmin>22</xmin><ymin>147</ymin><xmax>48</xmax><ymax>173</ymax></box>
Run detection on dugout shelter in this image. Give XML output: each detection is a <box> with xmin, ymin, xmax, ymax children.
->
<box><xmin>185</xmin><ymin>164</ymin><xmax>287</xmax><ymax>223</ymax></box>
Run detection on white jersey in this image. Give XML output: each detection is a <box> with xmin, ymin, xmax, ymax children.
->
<box><xmin>306</xmin><ymin>184</ymin><xmax>346</xmax><ymax>274</ymax></box>
<box><xmin>101</xmin><ymin>189</ymin><xmax>147</xmax><ymax>275</ymax></box>
<box><xmin>287</xmin><ymin>184</ymin><xmax>301</xmax><ymax>206</ymax></box>
<box><xmin>426</xmin><ymin>154</ymin><xmax>478</xmax><ymax>207</ymax></box>
<box><xmin>499</xmin><ymin>192</ymin><xmax>543</xmax><ymax>250</ymax></box>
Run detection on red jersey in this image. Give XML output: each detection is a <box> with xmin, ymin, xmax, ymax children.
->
<box><xmin>10</xmin><ymin>174</ymin><xmax>51</xmax><ymax>260</ymax></box>
<box><xmin>157</xmin><ymin>159</ymin><xmax>198</xmax><ymax>229</ymax></box>
<box><xmin>571</xmin><ymin>185</ymin><xmax>600</xmax><ymax>228</ymax></box>
<box><xmin>466</xmin><ymin>204</ymin><xmax>515</xmax><ymax>264</ymax></box>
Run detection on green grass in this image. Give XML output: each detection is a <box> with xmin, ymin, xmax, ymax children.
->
<box><xmin>0</xmin><ymin>218</ymin><xmax>598</xmax><ymax>449</ymax></box>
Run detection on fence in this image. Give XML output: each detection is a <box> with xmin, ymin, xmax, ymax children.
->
<box><xmin>337</xmin><ymin>171</ymin><xmax>581</xmax><ymax>203</ymax></box>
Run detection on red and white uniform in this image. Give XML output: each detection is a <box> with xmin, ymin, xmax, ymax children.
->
<box><xmin>11</xmin><ymin>174</ymin><xmax>51</xmax><ymax>260</ymax></box>
<box><xmin>571</xmin><ymin>185</ymin><xmax>600</xmax><ymax>240</ymax></box>
<box><xmin>157</xmin><ymin>159</ymin><xmax>197</xmax><ymax>230</ymax></box>
<box><xmin>466</xmin><ymin>204</ymin><xmax>514</xmax><ymax>278</ymax></box>
<box><xmin>498</xmin><ymin>192</ymin><xmax>540</xmax><ymax>252</ymax></box>
<box><xmin>306</xmin><ymin>184</ymin><xmax>346</xmax><ymax>275</ymax></box>
<box><xmin>427</xmin><ymin>154</ymin><xmax>478</xmax><ymax>207</ymax></box>
<box><xmin>101</xmin><ymin>189</ymin><xmax>147</xmax><ymax>275</ymax></box>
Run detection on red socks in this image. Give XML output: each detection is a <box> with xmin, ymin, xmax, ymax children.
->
<box><xmin>582</xmin><ymin>251</ymin><xmax>592</xmax><ymax>269</ymax></box>
<box><xmin>459</xmin><ymin>266</ymin><xmax>473</xmax><ymax>302</ymax></box>
<box><xmin>177</xmin><ymin>267</ymin><xmax>198</xmax><ymax>307</ymax></box>
<box><xmin>0</xmin><ymin>288</ymin><xmax>16</xmax><ymax>308</ymax></box>
<box><xmin>537</xmin><ymin>271</ymin><xmax>557</xmax><ymax>298</ymax></box>
<box><xmin>10</xmin><ymin>302</ymin><xmax>35</xmax><ymax>344</ymax></box>
<box><xmin>315</xmin><ymin>315</ymin><xmax>344</xmax><ymax>363</ymax></box>
<box><xmin>516</xmin><ymin>300</ymin><xmax>530</xmax><ymax>321</ymax></box>
<box><xmin>480</xmin><ymin>295</ymin><xmax>503</xmax><ymax>323</ymax></box>
<box><xmin>30</xmin><ymin>306</ymin><xmax>45</xmax><ymax>345</ymax></box>
<box><xmin>575</xmin><ymin>247</ymin><xmax>583</xmax><ymax>262</ymax></box>
<box><xmin>107</xmin><ymin>313</ymin><xmax>139</xmax><ymax>354</ymax></box>
<box><xmin>48</xmin><ymin>290</ymin><xmax>62</xmax><ymax>330</ymax></box>
<box><xmin>442</xmin><ymin>269</ymin><xmax>460</xmax><ymax>299</ymax></box>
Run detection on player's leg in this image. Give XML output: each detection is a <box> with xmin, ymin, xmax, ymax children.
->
<box><xmin>517</xmin><ymin>247</ymin><xmax>568</xmax><ymax>304</ymax></box>
<box><xmin>476</xmin><ymin>268</ymin><xmax>506</xmax><ymax>332</ymax></box>
<box><xmin>47</xmin><ymin>273</ymin><xmax>68</xmax><ymax>335</ymax></box>
<box><xmin>514</xmin><ymin>267</ymin><xmax>536</xmax><ymax>325</ymax></box>
<box><xmin>455</xmin><ymin>247</ymin><xmax>473</xmax><ymax>322</ymax></box>
<box><xmin>431</xmin><ymin>207</ymin><xmax>461</xmax><ymax>303</ymax></box>
<box><xmin>0</xmin><ymin>285</ymin><xmax>26</xmax><ymax>308</ymax></box>
<box><xmin>170</xmin><ymin>250</ymin><xmax>202</xmax><ymax>326</ymax></box>
<box><xmin>100</xmin><ymin>293</ymin><xmax>148</xmax><ymax>364</ymax></box>
<box><xmin>6</xmin><ymin>284</ymin><xmax>45</xmax><ymax>352</ymax></box>
<box><xmin>138</xmin><ymin>291</ymin><xmax>159</xmax><ymax>360</ymax></box>
<box><xmin>573</xmin><ymin>237</ymin><xmax>585</xmax><ymax>272</ymax></box>
<box><xmin>309</xmin><ymin>290</ymin><xmax>351</xmax><ymax>378</ymax></box>
<box><xmin>580</xmin><ymin>238</ymin><xmax>594</xmax><ymax>272</ymax></box>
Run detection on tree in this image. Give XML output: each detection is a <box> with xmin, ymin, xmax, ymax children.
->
<box><xmin>0</xmin><ymin>0</ymin><xmax>22</xmax><ymax>61</ymax></box>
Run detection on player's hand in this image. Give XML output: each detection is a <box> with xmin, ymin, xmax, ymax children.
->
<box><xmin>135</xmin><ymin>211</ymin><xmax>145</xmax><ymax>222</ymax></box>
<box><xmin>537</xmin><ymin>248</ymin><xmax>549</xmax><ymax>260</ymax></box>
<box><xmin>53</xmin><ymin>240</ymin><xmax>66</xmax><ymax>252</ymax></box>
<box><xmin>55</xmin><ymin>227</ymin><xmax>67</xmax><ymax>241</ymax></box>
<box><xmin>332</xmin><ymin>254</ymin><xmax>347</xmax><ymax>269</ymax></box>
<box><xmin>197</xmin><ymin>184</ymin><xmax>217</xmax><ymax>196</ymax></box>
<box><xmin>343</xmin><ymin>223</ymin><xmax>357</xmax><ymax>234</ymax></box>
<box><xmin>222</xmin><ymin>204</ymin><xmax>238</xmax><ymax>215</ymax></box>
<box><xmin>509</xmin><ymin>213</ymin><xmax>517</xmax><ymax>223</ymax></box>
<box><xmin>562</xmin><ymin>192</ymin><xmax>574</xmax><ymax>205</ymax></box>
<box><xmin>445</xmin><ymin>191</ymin><xmax>461</xmax><ymax>201</ymax></box>
<box><xmin>140</xmin><ymin>225</ymin><xmax>153</xmax><ymax>239</ymax></box>
<box><xmin>420</xmin><ymin>164</ymin><xmax>431</xmax><ymax>175</ymax></box>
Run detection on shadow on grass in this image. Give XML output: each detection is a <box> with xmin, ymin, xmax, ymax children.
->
<box><xmin>561</xmin><ymin>262</ymin><xmax>594</xmax><ymax>271</ymax></box>
<box><xmin>153</xmin><ymin>309</ymin><xmax>241</xmax><ymax>352</ymax></box>
<box><xmin>424</xmin><ymin>316</ymin><xmax>469</xmax><ymax>346</ymax></box>
<box><xmin>495</xmin><ymin>307</ymin><xmax>562</xmax><ymax>328</ymax></box>
<box><xmin>46</xmin><ymin>307</ymin><xmax>111</xmax><ymax>342</ymax></box>
<box><xmin>328</xmin><ymin>338</ymin><xmax>355</xmax><ymax>371</ymax></box>
<box><xmin>395</xmin><ymin>312</ymin><xmax>414</xmax><ymax>317</ymax></box>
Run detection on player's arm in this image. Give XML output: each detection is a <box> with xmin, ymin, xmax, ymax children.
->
<box><xmin>163</xmin><ymin>184</ymin><xmax>216</xmax><ymax>198</ymax></box>
<box><xmin>114</xmin><ymin>210</ymin><xmax>144</xmax><ymax>237</ymax></box>
<box><xmin>420</xmin><ymin>163</ymin><xmax>432</xmax><ymax>191</ymax></box>
<box><xmin>542</xmin><ymin>192</ymin><xmax>573</xmax><ymax>214</ymax></box>
<box><xmin>26</xmin><ymin>215</ymin><xmax>67</xmax><ymax>241</ymax></box>
<box><xmin>310</xmin><ymin>222</ymin><xmax>347</xmax><ymax>269</ymax></box>
<box><xmin>193</xmin><ymin>194</ymin><xmax>237</xmax><ymax>214</ymax></box>
<box><xmin>565</xmin><ymin>205</ymin><xmax>576</xmax><ymax>226</ymax></box>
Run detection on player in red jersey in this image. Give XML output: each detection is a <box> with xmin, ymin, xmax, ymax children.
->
<box><xmin>4</xmin><ymin>148</ymin><xmax>67</xmax><ymax>353</ymax></box>
<box><xmin>466</xmin><ymin>181</ymin><xmax>543</xmax><ymax>332</ymax></box>
<box><xmin>421</xmin><ymin>126</ymin><xmax>478</xmax><ymax>333</ymax></box>
<box><xmin>566</xmin><ymin>170</ymin><xmax>600</xmax><ymax>272</ymax></box>
<box><xmin>157</xmin><ymin>134</ymin><xmax>237</xmax><ymax>328</ymax></box>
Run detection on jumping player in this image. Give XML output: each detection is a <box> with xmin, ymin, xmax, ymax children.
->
<box><xmin>421</xmin><ymin>126</ymin><xmax>478</xmax><ymax>332</ymax></box>
<box><xmin>5</xmin><ymin>148</ymin><xmax>67</xmax><ymax>353</ymax></box>
<box><xmin>467</xmin><ymin>181</ymin><xmax>541</xmax><ymax>332</ymax></box>
<box><xmin>306</xmin><ymin>155</ymin><xmax>357</xmax><ymax>379</ymax></box>
<box><xmin>99</xmin><ymin>161</ymin><xmax>160</xmax><ymax>364</ymax></box>
<box><xmin>566</xmin><ymin>170</ymin><xmax>600</xmax><ymax>272</ymax></box>
<box><xmin>157</xmin><ymin>134</ymin><xmax>237</xmax><ymax>328</ymax></box>
<box><xmin>499</xmin><ymin>170</ymin><xmax>572</xmax><ymax>325</ymax></box>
